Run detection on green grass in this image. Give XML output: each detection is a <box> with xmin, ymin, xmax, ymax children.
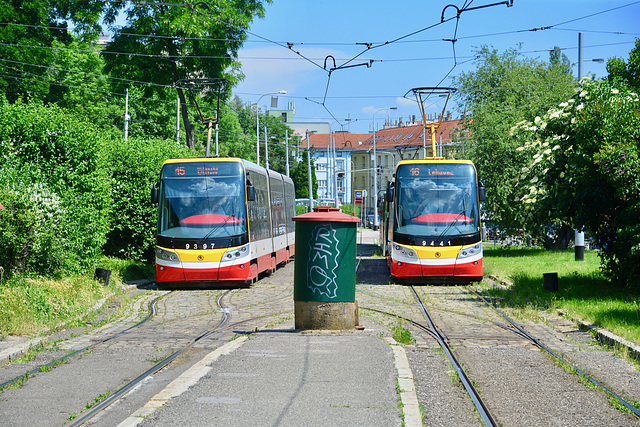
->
<box><xmin>0</xmin><ymin>257</ymin><xmax>153</xmax><ymax>337</ymax></box>
<box><xmin>481</xmin><ymin>245</ymin><xmax>640</xmax><ymax>346</ymax></box>
<box><xmin>392</xmin><ymin>320</ymin><xmax>413</xmax><ymax>344</ymax></box>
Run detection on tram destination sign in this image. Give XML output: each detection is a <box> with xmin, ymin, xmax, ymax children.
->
<box><xmin>163</xmin><ymin>161</ymin><xmax>240</xmax><ymax>178</ymax></box>
<box><xmin>398</xmin><ymin>163</ymin><xmax>474</xmax><ymax>179</ymax></box>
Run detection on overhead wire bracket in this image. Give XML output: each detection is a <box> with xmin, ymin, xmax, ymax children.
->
<box><xmin>175</xmin><ymin>78</ymin><xmax>230</xmax><ymax>156</ymax></box>
<box><xmin>405</xmin><ymin>86</ymin><xmax>457</xmax><ymax>160</ymax></box>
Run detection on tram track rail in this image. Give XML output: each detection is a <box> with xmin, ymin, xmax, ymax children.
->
<box><xmin>64</xmin><ymin>290</ymin><xmax>234</xmax><ymax>426</ymax></box>
<box><xmin>466</xmin><ymin>285</ymin><xmax>640</xmax><ymax>419</ymax></box>
<box><xmin>64</xmin><ymin>285</ymin><xmax>294</xmax><ymax>426</ymax></box>
<box><xmin>358</xmin><ymin>279</ymin><xmax>640</xmax><ymax>423</ymax></box>
<box><xmin>409</xmin><ymin>285</ymin><xmax>499</xmax><ymax>427</ymax></box>
<box><xmin>0</xmin><ymin>293</ymin><xmax>166</xmax><ymax>391</ymax></box>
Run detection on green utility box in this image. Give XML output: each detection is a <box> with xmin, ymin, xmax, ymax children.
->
<box><xmin>293</xmin><ymin>206</ymin><xmax>360</xmax><ymax>330</ymax></box>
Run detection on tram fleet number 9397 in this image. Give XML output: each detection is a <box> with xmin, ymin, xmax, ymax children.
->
<box><xmin>151</xmin><ymin>157</ymin><xmax>296</xmax><ymax>288</ymax></box>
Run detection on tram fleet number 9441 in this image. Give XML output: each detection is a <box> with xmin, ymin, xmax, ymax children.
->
<box><xmin>381</xmin><ymin>159</ymin><xmax>486</xmax><ymax>284</ymax></box>
<box><xmin>151</xmin><ymin>157</ymin><xmax>296</xmax><ymax>287</ymax></box>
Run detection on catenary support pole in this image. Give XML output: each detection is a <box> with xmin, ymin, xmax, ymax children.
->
<box><xmin>307</xmin><ymin>134</ymin><xmax>313</xmax><ymax>210</ymax></box>
<box><xmin>286</xmin><ymin>129</ymin><xmax>290</xmax><ymax>177</ymax></box>
<box><xmin>124</xmin><ymin>88</ymin><xmax>129</xmax><ymax>141</ymax></box>
<box><xmin>575</xmin><ymin>32</ymin><xmax>585</xmax><ymax>261</ymax></box>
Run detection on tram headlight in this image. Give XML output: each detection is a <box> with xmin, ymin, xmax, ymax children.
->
<box><xmin>156</xmin><ymin>247</ymin><xmax>180</xmax><ymax>263</ymax></box>
<box><xmin>392</xmin><ymin>243</ymin><xmax>418</xmax><ymax>262</ymax></box>
<box><xmin>221</xmin><ymin>244</ymin><xmax>250</xmax><ymax>263</ymax></box>
<box><xmin>457</xmin><ymin>243</ymin><xmax>482</xmax><ymax>259</ymax></box>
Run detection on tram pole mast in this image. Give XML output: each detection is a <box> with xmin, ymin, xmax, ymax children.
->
<box><xmin>575</xmin><ymin>32</ymin><xmax>585</xmax><ymax>261</ymax></box>
<box><xmin>307</xmin><ymin>133</ymin><xmax>313</xmax><ymax>210</ymax></box>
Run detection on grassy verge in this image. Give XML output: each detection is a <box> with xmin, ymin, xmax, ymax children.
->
<box><xmin>0</xmin><ymin>258</ymin><xmax>154</xmax><ymax>337</ymax></box>
<box><xmin>480</xmin><ymin>245</ymin><xmax>640</xmax><ymax>346</ymax></box>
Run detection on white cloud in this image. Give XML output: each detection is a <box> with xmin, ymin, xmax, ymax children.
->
<box><xmin>396</xmin><ymin>96</ymin><xmax>416</xmax><ymax>107</ymax></box>
<box><xmin>234</xmin><ymin>45</ymin><xmax>346</xmax><ymax>99</ymax></box>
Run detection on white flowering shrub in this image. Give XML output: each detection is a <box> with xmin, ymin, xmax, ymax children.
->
<box><xmin>0</xmin><ymin>177</ymin><xmax>66</xmax><ymax>274</ymax></box>
<box><xmin>511</xmin><ymin>79</ymin><xmax>640</xmax><ymax>286</ymax></box>
<box><xmin>0</xmin><ymin>101</ymin><xmax>112</xmax><ymax>275</ymax></box>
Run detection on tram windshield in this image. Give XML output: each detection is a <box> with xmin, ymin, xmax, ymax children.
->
<box><xmin>157</xmin><ymin>161</ymin><xmax>247</xmax><ymax>240</ymax></box>
<box><xmin>394</xmin><ymin>163</ymin><xmax>480</xmax><ymax>238</ymax></box>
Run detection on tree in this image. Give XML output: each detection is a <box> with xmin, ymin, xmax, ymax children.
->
<box><xmin>549</xmin><ymin>46</ymin><xmax>572</xmax><ymax>75</ymax></box>
<box><xmin>0</xmin><ymin>0</ymin><xmax>72</xmax><ymax>102</ymax></box>
<box><xmin>100</xmin><ymin>1</ymin><xmax>268</xmax><ymax>149</ymax></box>
<box><xmin>452</xmin><ymin>46</ymin><xmax>575</xmax><ymax>243</ymax></box>
<box><xmin>607</xmin><ymin>37</ymin><xmax>640</xmax><ymax>91</ymax></box>
<box><xmin>291</xmin><ymin>153</ymin><xmax>318</xmax><ymax>199</ymax></box>
<box><xmin>230</xmin><ymin>96</ymin><xmax>295</xmax><ymax>171</ymax></box>
<box><xmin>511</xmin><ymin>80</ymin><xmax>640</xmax><ymax>287</ymax></box>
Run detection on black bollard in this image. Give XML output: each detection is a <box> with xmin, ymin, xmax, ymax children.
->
<box><xmin>95</xmin><ymin>268</ymin><xmax>111</xmax><ymax>287</ymax></box>
<box><xmin>543</xmin><ymin>272</ymin><xmax>558</xmax><ymax>292</ymax></box>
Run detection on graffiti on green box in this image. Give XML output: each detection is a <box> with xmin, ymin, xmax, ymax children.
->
<box><xmin>306</xmin><ymin>223</ymin><xmax>339</xmax><ymax>298</ymax></box>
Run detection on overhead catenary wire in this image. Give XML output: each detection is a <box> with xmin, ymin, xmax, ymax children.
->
<box><xmin>2</xmin><ymin>1</ymin><xmax>637</xmax><ymax>134</ymax></box>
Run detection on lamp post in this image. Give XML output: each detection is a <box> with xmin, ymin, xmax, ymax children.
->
<box><xmin>256</xmin><ymin>90</ymin><xmax>286</xmax><ymax>167</ymax></box>
<box><xmin>575</xmin><ymin>33</ymin><xmax>603</xmax><ymax>261</ymax></box>
<box><xmin>373</xmin><ymin>107</ymin><xmax>397</xmax><ymax>230</ymax></box>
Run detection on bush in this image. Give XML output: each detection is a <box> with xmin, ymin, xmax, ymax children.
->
<box><xmin>102</xmin><ymin>136</ymin><xmax>191</xmax><ymax>262</ymax></box>
<box><xmin>511</xmin><ymin>80</ymin><xmax>640</xmax><ymax>287</ymax></box>
<box><xmin>340</xmin><ymin>204</ymin><xmax>360</xmax><ymax>218</ymax></box>
<box><xmin>0</xmin><ymin>101</ymin><xmax>111</xmax><ymax>275</ymax></box>
<box><xmin>0</xmin><ymin>183</ymin><xmax>65</xmax><ymax>275</ymax></box>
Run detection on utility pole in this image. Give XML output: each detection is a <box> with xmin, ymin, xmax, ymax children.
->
<box><xmin>307</xmin><ymin>133</ymin><xmax>313</xmax><ymax>210</ymax></box>
<box><xmin>333</xmin><ymin>135</ymin><xmax>339</xmax><ymax>207</ymax></box>
<box><xmin>124</xmin><ymin>88</ymin><xmax>129</xmax><ymax>141</ymax></box>
<box><xmin>265</xmin><ymin>126</ymin><xmax>269</xmax><ymax>170</ymax></box>
<box><xmin>285</xmin><ymin>129</ymin><xmax>290</xmax><ymax>177</ymax></box>
<box><xmin>215</xmin><ymin>123</ymin><xmax>219</xmax><ymax>156</ymax></box>
<box><xmin>575</xmin><ymin>32</ymin><xmax>585</xmax><ymax>261</ymax></box>
<box><xmin>176</xmin><ymin>96</ymin><xmax>180</xmax><ymax>144</ymax></box>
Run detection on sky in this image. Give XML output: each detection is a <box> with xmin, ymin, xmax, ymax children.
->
<box><xmin>232</xmin><ymin>0</ymin><xmax>640</xmax><ymax>134</ymax></box>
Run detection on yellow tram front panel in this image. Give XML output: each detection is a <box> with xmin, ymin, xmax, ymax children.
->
<box><xmin>390</xmin><ymin>241</ymin><xmax>482</xmax><ymax>279</ymax></box>
<box><xmin>155</xmin><ymin>243</ymin><xmax>252</xmax><ymax>283</ymax></box>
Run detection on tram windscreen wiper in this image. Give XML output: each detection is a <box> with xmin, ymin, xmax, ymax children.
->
<box><xmin>197</xmin><ymin>200</ymin><xmax>237</xmax><ymax>246</ymax></box>
<box><xmin>435</xmin><ymin>197</ymin><xmax>467</xmax><ymax>243</ymax></box>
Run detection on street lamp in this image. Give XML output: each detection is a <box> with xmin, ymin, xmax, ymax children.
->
<box><xmin>256</xmin><ymin>90</ymin><xmax>286</xmax><ymax>167</ymax></box>
<box><xmin>373</xmin><ymin>107</ymin><xmax>397</xmax><ymax>230</ymax></box>
<box><xmin>575</xmin><ymin>33</ymin><xmax>604</xmax><ymax>261</ymax></box>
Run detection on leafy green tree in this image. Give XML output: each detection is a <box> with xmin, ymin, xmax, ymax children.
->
<box><xmin>511</xmin><ymin>80</ymin><xmax>640</xmax><ymax>287</ymax></box>
<box><xmin>216</xmin><ymin>101</ymin><xmax>255</xmax><ymax>161</ymax></box>
<box><xmin>44</xmin><ymin>38</ymin><xmax>123</xmax><ymax>131</ymax></box>
<box><xmin>607</xmin><ymin>38</ymin><xmax>640</xmax><ymax>91</ymax></box>
<box><xmin>549</xmin><ymin>46</ymin><xmax>572</xmax><ymax>75</ymax></box>
<box><xmin>100</xmin><ymin>1</ymin><xmax>268</xmax><ymax>149</ymax></box>
<box><xmin>453</xmin><ymin>46</ymin><xmax>575</xmax><ymax>241</ymax></box>
<box><xmin>0</xmin><ymin>0</ymin><xmax>71</xmax><ymax>102</ymax></box>
<box><xmin>291</xmin><ymin>154</ymin><xmax>318</xmax><ymax>199</ymax></box>
<box><xmin>230</xmin><ymin>96</ymin><xmax>294</xmax><ymax>170</ymax></box>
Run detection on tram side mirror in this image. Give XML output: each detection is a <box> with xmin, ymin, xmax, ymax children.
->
<box><xmin>151</xmin><ymin>182</ymin><xmax>159</xmax><ymax>204</ymax></box>
<box><xmin>246</xmin><ymin>184</ymin><xmax>256</xmax><ymax>202</ymax></box>
<box><xmin>386</xmin><ymin>186</ymin><xmax>394</xmax><ymax>202</ymax></box>
<box><xmin>479</xmin><ymin>181</ymin><xmax>486</xmax><ymax>202</ymax></box>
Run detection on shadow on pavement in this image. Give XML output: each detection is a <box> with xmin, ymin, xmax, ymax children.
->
<box><xmin>357</xmin><ymin>243</ymin><xmax>380</xmax><ymax>257</ymax></box>
<box><xmin>356</xmin><ymin>258</ymin><xmax>391</xmax><ymax>285</ymax></box>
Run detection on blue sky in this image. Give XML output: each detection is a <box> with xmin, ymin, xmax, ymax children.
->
<box><xmin>232</xmin><ymin>0</ymin><xmax>640</xmax><ymax>134</ymax></box>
